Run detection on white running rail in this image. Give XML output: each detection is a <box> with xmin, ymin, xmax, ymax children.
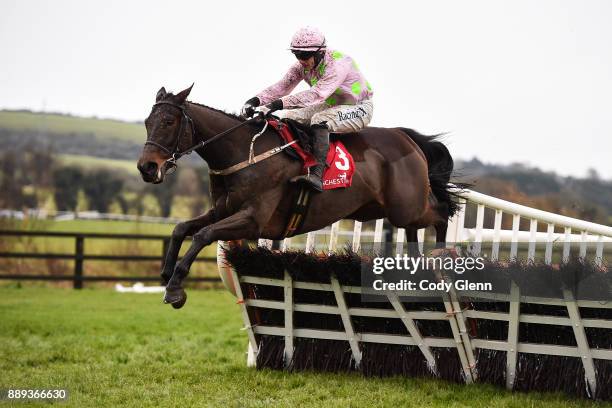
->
<box><xmin>446</xmin><ymin>189</ymin><xmax>612</xmax><ymax>265</ymax></box>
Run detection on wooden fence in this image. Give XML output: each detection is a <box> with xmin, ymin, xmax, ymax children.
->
<box><xmin>0</xmin><ymin>230</ymin><xmax>220</xmax><ymax>288</ymax></box>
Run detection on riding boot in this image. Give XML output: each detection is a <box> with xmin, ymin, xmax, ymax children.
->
<box><xmin>290</xmin><ymin>123</ymin><xmax>329</xmax><ymax>192</ymax></box>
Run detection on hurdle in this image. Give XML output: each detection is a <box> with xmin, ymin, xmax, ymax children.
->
<box><xmin>217</xmin><ymin>189</ymin><xmax>612</xmax><ymax>399</ymax></box>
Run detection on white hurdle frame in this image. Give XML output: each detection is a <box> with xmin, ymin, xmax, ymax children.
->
<box><xmin>225</xmin><ymin>188</ymin><xmax>611</xmax><ymax>392</ymax></box>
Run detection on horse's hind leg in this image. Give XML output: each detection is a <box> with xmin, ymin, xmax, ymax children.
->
<box><xmin>405</xmin><ymin>227</ymin><xmax>421</xmax><ymax>257</ymax></box>
<box><xmin>434</xmin><ymin>222</ymin><xmax>448</xmax><ymax>247</ymax></box>
<box><xmin>164</xmin><ymin>209</ymin><xmax>259</xmax><ymax>309</ymax></box>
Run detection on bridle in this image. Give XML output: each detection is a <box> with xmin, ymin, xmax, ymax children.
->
<box><xmin>143</xmin><ymin>100</ymin><xmax>297</xmax><ymax>177</ymax></box>
<box><xmin>144</xmin><ymin>100</ymin><xmax>261</xmax><ymax>174</ymax></box>
<box><xmin>144</xmin><ymin>101</ymin><xmax>195</xmax><ymax>174</ymax></box>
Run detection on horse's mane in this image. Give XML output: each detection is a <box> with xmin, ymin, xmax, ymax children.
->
<box><xmin>159</xmin><ymin>91</ymin><xmax>245</xmax><ymax>122</ymax></box>
<box><xmin>186</xmin><ymin>100</ymin><xmax>244</xmax><ymax>122</ymax></box>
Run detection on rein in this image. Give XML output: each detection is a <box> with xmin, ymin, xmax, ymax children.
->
<box><xmin>144</xmin><ymin>101</ymin><xmax>295</xmax><ymax>176</ymax></box>
<box><xmin>209</xmin><ymin>120</ymin><xmax>297</xmax><ymax>176</ymax></box>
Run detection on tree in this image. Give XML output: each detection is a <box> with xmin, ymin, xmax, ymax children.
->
<box><xmin>174</xmin><ymin>167</ymin><xmax>211</xmax><ymax>217</ymax></box>
<box><xmin>192</xmin><ymin>169</ymin><xmax>211</xmax><ymax>217</ymax></box>
<box><xmin>147</xmin><ymin>173</ymin><xmax>177</xmax><ymax>218</ymax></box>
<box><xmin>116</xmin><ymin>194</ymin><xmax>129</xmax><ymax>214</ymax></box>
<box><xmin>0</xmin><ymin>152</ymin><xmax>25</xmax><ymax>209</ymax></box>
<box><xmin>27</xmin><ymin>146</ymin><xmax>56</xmax><ymax>187</ymax></box>
<box><xmin>53</xmin><ymin>167</ymin><xmax>83</xmax><ymax>211</ymax></box>
<box><xmin>82</xmin><ymin>169</ymin><xmax>124</xmax><ymax>213</ymax></box>
<box><xmin>587</xmin><ymin>168</ymin><xmax>600</xmax><ymax>181</ymax></box>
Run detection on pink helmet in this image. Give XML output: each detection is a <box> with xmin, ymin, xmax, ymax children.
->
<box><xmin>289</xmin><ymin>27</ymin><xmax>326</xmax><ymax>51</ymax></box>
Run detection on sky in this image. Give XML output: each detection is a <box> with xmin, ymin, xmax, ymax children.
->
<box><xmin>1</xmin><ymin>0</ymin><xmax>611</xmax><ymax>179</ymax></box>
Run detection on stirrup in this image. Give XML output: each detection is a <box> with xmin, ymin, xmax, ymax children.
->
<box><xmin>291</xmin><ymin>176</ymin><xmax>323</xmax><ymax>192</ymax></box>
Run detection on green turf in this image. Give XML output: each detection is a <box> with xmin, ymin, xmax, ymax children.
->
<box><xmin>0</xmin><ymin>111</ymin><xmax>143</xmax><ymax>143</ymax></box>
<box><xmin>0</xmin><ymin>288</ymin><xmax>607</xmax><ymax>407</ymax></box>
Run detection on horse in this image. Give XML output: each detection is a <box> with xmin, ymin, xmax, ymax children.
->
<box><xmin>137</xmin><ymin>85</ymin><xmax>459</xmax><ymax>308</ymax></box>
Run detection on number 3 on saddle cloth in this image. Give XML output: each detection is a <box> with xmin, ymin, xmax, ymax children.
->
<box><xmin>267</xmin><ymin>119</ymin><xmax>355</xmax><ymax>189</ymax></box>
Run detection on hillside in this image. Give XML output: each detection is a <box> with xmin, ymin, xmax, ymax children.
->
<box><xmin>0</xmin><ymin>109</ymin><xmax>200</xmax><ymax>165</ymax></box>
<box><xmin>0</xmin><ymin>110</ymin><xmax>143</xmax><ymax>142</ymax></box>
<box><xmin>456</xmin><ymin>158</ymin><xmax>612</xmax><ymax>224</ymax></box>
<box><xmin>0</xmin><ymin>109</ymin><xmax>610</xmax><ymax>224</ymax></box>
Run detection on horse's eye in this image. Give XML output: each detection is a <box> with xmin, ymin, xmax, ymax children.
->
<box><xmin>164</xmin><ymin>119</ymin><xmax>174</xmax><ymax>126</ymax></box>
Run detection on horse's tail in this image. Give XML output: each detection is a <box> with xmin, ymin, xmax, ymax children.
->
<box><xmin>399</xmin><ymin>128</ymin><xmax>462</xmax><ymax>218</ymax></box>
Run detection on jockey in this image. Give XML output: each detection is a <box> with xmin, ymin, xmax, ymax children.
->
<box><xmin>241</xmin><ymin>27</ymin><xmax>374</xmax><ymax>192</ymax></box>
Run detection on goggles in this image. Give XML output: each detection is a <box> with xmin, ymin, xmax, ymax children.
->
<box><xmin>292</xmin><ymin>50</ymin><xmax>316</xmax><ymax>60</ymax></box>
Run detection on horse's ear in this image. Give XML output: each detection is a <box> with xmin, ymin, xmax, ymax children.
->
<box><xmin>175</xmin><ymin>83</ymin><xmax>194</xmax><ymax>105</ymax></box>
<box><xmin>156</xmin><ymin>87</ymin><xmax>167</xmax><ymax>102</ymax></box>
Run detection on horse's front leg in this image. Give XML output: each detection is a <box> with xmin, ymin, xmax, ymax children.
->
<box><xmin>164</xmin><ymin>209</ymin><xmax>259</xmax><ymax>308</ymax></box>
<box><xmin>160</xmin><ymin>208</ymin><xmax>218</xmax><ymax>285</ymax></box>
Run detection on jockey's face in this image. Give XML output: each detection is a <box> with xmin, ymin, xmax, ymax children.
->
<box><xmin>292</xmin><ymin>50</ymin><xmax>317</xmax><ymax>70</ymax></box>
<box><xmin>298</xmin><ymin>56</ymin><xmax>316</xmax><ymax>70</ymax></box>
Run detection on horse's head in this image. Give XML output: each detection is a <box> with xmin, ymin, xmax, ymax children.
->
<box><xmin>137</xmin><ymin>84</ymin><xmax>194</xmax><ymax>184</ymax></box>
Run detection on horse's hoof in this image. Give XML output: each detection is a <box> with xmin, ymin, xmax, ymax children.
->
<box><xmin>163</xmin><ymin>287</ymin><xmax>187</xmax><ymax>309</ymax></box>
<box><xmin>171</xmin><ymin>292</ymin><xmax>187</xmax><ymax>309</ymax></box>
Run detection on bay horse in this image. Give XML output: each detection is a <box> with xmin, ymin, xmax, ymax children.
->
<box><xmin>137</xmin><ymin>85</ymin><xmax>459</xmax><ymax>308</ymax></box>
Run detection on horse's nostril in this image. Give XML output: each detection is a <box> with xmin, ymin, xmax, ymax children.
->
<box><xmin>138</xmin><ymin>161</ymin><xmax>158</xmax><ymax>176</ymax></box>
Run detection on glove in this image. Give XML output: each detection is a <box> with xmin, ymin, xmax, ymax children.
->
<box><xmin>241</xmin><ymin>97</ymin><xmax>260</xmax><ymax>118</ymax></box>
<box><xmin>266</xmin><ymin>99</ymin><xmax>283</xmax><ymax>113</ymax></box>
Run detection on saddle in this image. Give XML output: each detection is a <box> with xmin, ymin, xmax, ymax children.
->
<box><xmin>267</xmin><ymin>118</ymin><xmax>355</xmax><ymax>190</ymax></box>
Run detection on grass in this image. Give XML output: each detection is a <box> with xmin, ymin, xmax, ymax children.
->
<box><xmin>0</xmin><ymin>287</ymin><xmax>608</xmax><ymax>407</ymax></box>
<box><xmin>0</xmin><ymin>110</ymin><xmax>143</xmax><ymax>143</ymax></box>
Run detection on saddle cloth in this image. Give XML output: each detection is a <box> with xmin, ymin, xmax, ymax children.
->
<box><xmin>267</xmin><ymin>119</ymin><xmax>355</xmax><ymax>190</ymax></box>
